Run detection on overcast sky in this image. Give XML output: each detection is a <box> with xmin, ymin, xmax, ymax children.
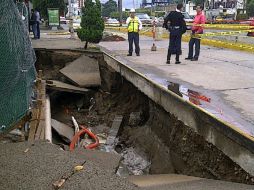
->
<box><xmin>100</xmin><ymin>0</ymin><xmax>142</xmax><ymax>9</ymax></box>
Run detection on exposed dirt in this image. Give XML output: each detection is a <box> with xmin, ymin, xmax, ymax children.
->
<box><xmin>35</xmin><ymin>50</ymin><xmax>82</xmax><ymax>80</ymax></box>
<box><xmin>119</xmin><ymin>100</ymin><xmax>254</xmax><ymax>184</ymax></box>
<box><xmin>102</xmin><ymin>35</ymin><xmax>126</xmax><ymax>42</ymax></box>
<box><xmin>38</xmin><ymin>50</ymin><xmax>254</xmax><ymax>185</ymax></box>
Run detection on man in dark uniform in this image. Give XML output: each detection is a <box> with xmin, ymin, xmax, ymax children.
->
<box><xmin>163</xmin><ymin>4</ymin><xmax>186</xmax><ymax>64</ymax></box>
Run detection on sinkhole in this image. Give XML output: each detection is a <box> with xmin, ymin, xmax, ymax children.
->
<box><xmin>34</xmin><ymin>49</ymin><xmax>254</xmax><ymax>185</ymax></box>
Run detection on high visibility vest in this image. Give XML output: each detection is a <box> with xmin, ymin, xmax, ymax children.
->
<box><xmin>128</xmin><ymin>16</ymin><xmax>139</xmax><ymax>33</ymax></box>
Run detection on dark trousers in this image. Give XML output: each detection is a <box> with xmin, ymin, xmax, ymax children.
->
<box><xmin>188</xmin><ymin>37</ymin><xmax>201</xmax><ymax>59</ymax></box>
<box><xmin>128</xmin><ymin>32</ymin><xmax>140</xmax><ymax>55</ymax></box>
<box><xmin>36</xmin><ymin>21</ymin><xmax>40</xmax><ymax>39</ymax></box>
<box><xmin>32</xmin><ymin>23</ymin><xmax>38</xmax><ymax>39</ymax></box>
<box><xmin>167</xmin><ymin>28</ymin><xmax>182</xmax><ymax>61</ymax></box>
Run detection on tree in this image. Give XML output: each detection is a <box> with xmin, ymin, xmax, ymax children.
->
<box><xmin>77</xmin><ymin>0</ymin><xmax>104</xmax><ymax>49</ymax></box>
<box><xmin>110</xmin><ymin>11</ymin><xmax>128</xmax><ymax>19</ymax></box>
<box><xmin>32</xmin><ymin>0</ymin><xmax>66</xmax><ymax>18</ymax></box>
<box><xmin>102</xmin><ymin>0</ymin><xmax>117</xmax><ymax>17</ymax></box>
<box><xmin>188</xmin><ymin>0</ymin><xmax>205</xmax><ymax>7</ymax></box>
<box><xmin>247</xmin><ymin>0</ymin><xmax>254</xmax><ymax>17</ymax></box>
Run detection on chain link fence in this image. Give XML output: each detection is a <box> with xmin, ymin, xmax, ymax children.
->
<box><xmin>0</xmin><ymin>0</ymin><xmax>36</xmax><ymax>133</ymax></box>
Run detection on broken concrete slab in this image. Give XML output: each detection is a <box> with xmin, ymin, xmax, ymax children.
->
<box><xmin>46</xmin><ymin>80</ymin><xmax>89</xmax><ymax>94</ymax></box>
<box><xmin>60</xmin><ymin>55</ymin><xmax>101</xmax><ymax>87</ymax></box>
<box><xmin>135</xmin><ymin>175</ymin><xmax>254</xmax><ymax>190</ymax></box>
<box><xmin>105</xmin><ymin>115</ymin><xmax>123</xmax><ymax>152</ymax></box>
<box><xmin>128</xmin><ymin>174</ymin><xmax>200</xmax><ymax>187</ymax></box>
<box><xmin>73</xmin><ymin>148</ymin><xmax>122</xmax><ymax>174</ymax></box>
<box><xmin>51</xmin><ymin>119</ymin><xmax>74</xmax><ymax>143</ymax></box>
<box><xmin>0</xmin><ymin>141</ymin><xmax>139</xmax><ymax>190</ymax></box>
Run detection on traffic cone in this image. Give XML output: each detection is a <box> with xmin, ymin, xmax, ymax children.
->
<box><xmin>151</xmin><ymin>43</ymin><xmax>157</xmax><ymax>51</ymax></box>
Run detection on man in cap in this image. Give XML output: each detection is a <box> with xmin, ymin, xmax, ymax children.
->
<box><xmin>126</xmin><ymin>8</ymin><xmax>142</xmax><ymax>56</ymax></box>
<box><xmin>163</xmin><ymin>3</ymin><xmax>186</xmax><ymax>64</ymax></box>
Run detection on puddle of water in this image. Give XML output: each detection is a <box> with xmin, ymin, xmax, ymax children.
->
<box><xmin>142</xmin><ymin>73</ymin><xmax>254</xmax><ymax>137</ymax></box>
<box><xmin>167</xmin><ymin>82</ymin><xmax>254</xmax><ymax>137</ymax></box>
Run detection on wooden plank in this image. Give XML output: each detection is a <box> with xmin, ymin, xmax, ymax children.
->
<box><xmin>51</xmin><ymin>119</ymin><xmax>74</xmax><ymax>142</ymax></box>
<box><xmin>46</xmin><ymin>80</ymin><xmax>89</xmax><ymax>94</ymax></box>
<box><xmin>28</xmin><ymin>109</ymin><xmax>39</xmax><ymax>142</ymax></box>
<box><xmin>40</xmin><ymin>125</ymin><xmax>45</xmax><ymax>140</ymax></box>
<box><xmin>35</xmin><ymin>81</ymin><xmax>46</xmax><ymax>141</ymax></box>
<box><xmin>60</xmin><ymin>55</ymin><xmax>101</xmax><ymax>87</ymax></box>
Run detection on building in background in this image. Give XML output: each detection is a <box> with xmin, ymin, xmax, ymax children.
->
<box><xmin>77</xmin><ymin>0</ymin><xmax>85</xmax><ymax>14</ymax></box>
<box><xmin>67</xmin><ymin>0</ymin><xmax>79</xmax><ymax>17</ymax></box>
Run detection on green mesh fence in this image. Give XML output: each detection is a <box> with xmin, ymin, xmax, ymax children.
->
<box><xmin>0</xmin><ymin>0</ymin><xmax>36</xmax><ymax>133</ymax></box>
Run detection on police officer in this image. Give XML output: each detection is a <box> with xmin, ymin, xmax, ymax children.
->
<box><xmin>126</xmin><ymin>8</ymin><xmax>142</xmax><ymax>56</ymax></box>
<box><xmin>164</xmin><ymin>4</ymin><xmax>186</xmax><ymax>64</ymax></box>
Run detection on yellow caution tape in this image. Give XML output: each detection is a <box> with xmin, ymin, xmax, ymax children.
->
<box><xmin>182</xmin><ymin>35</ymin><xmax>254</xmax><ymax>53</ymax></box>
<box><xmin>187</xmin><ymin>23</ymin><xmax>253</xmax><ymax>30</ymax></box>
<box><xmin>106</xmin><ymin>27</ymin><xmax>254</xmax><ymax>53</ymax></box>
<box><xmin>193</xmin><ymin>30</ymin><xmax>254</xmax><ymax>38</ymax></box>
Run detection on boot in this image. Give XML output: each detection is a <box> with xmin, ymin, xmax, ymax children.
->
<box><xmin>167</xmin><ymin>50</ymin><xmax>171</xmax><ymax>64</ymax></box>
<box><xmin>175</xmin><ymin>54</ymin><xmax>181</xmax><ymax>64</ymax></box>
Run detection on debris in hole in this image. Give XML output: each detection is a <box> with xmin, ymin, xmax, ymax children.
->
<box><xmin>89</xmin><ymin>97</ymin><xmax>96</xmax><ymax>112</ymax></box>
<box><xmin>60</xmin><ymin>55</ymin><xmax>101</xmax><ymax>87</ymax></box>
<box><xmin>128</xmin><ymin>112</ymin><xmax>143</xmax><ymax>127</ymax></box>
<box><xmin>70</xmin><ymin>125</ymin><xmax>99</xmax><ymax>151</ymax></box>
<box><xmin>72</xmin><ymin>116</ymin><xmax>80</xmax><ymax>147</ymax></box>
<box><xmin>105</xmin><ymin>115</ymin><xmax>123</xmax><ymax>152</ymax></box>
<box><xmin>121</xmin><ymin>147</ymin><xmax>151</xmax><ymax>175</ymax></box>
<box><xmin>46</xmin><ymin>80</ymin><xmax>90</xmax><ymax>94</ymax></box>
<box><xmin>51</xmin><ymin>119</ymin><xmax>74</xmax><ymax>143</ymax></box>
<box><xmin>95</xmin><ymin>133</ymin><xmax>107</xmax><ymax>145</ymax></box>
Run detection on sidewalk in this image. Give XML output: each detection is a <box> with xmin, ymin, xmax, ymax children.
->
<box><xmin>99</xmin><ymin>33</ymin><xmax>254</xmax><ymax>136</ymax></box>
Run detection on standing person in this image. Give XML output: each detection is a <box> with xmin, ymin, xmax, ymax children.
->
<box><xmin>126</xmin><ymin>8</ymin><xmax>142</xmax><ymax>56</ymax></box>
<box><xmin>30</xmin><ymin>9</ymin><xmax>38</xmax><ymax>39</ymax></box>
<box><xmin>163</xmin><ymin>3</ymin><xmax>186</xmax><ymax>64</ymax></box>
<box><xmin>34</xmin><ymin>8</ymin><xmax>41</xmax><ymax>39</ymax></box>
<box><xmin>185</xmin><ymin>5</ymin><xmax>206</xmax><ymax>61</ymax></box>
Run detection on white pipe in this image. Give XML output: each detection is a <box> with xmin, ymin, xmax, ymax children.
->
<box><xmin>72</xmin><ymin>116</ymin><xmax>80</xmax><ymax>146</ymax></box>
<box><xmin>45</xmin><ymin>95</ymin><xmax>52</xmax><ymax>143</ymax></box>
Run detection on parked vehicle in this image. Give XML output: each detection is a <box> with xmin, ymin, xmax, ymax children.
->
<box><xmin>240</xmin><ymin>18</ymin><xmax>254</xmax><ymax>25</ymax></box>
<box><xmin>136</xmin><ymin>13</ymin><xmax>152</xmax><ymax>26</ymax></box>
<box><xmin>181</xmin><ymin>12</ymin><xmax>193</xmax><ymax>30</ymax></box>
<box><xmin>105</xmin><ymin>18</ymin><xmax>120</xmax><ymax>26</ymax></box>
<box><xmin>60</xmin><ymin>16</ymin><xmax>67</xmax><ymax>25</ymax></box>
<box><xmin>73</xmin><ymin>18</ymin><xmax>81</xmax><ymax>31</ymax></box>
<box><xmin>182</xmin><ymin>12</ymin><xmax>194</xmax><ymax>23</ymax></box>
<box><xmin>156</xmin><ymin>17</ymin><xmax>164</xmax><ymax>27</ymax></box>
<box><xmin>247</xmin><ymin>19</ymin><xmax>254</xmax><ymax>37</ymax></box>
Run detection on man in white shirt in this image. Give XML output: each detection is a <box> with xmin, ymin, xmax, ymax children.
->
<box><xmin>126</xmin><ymin>9</ymin><xmax>142</xmax><ymax>56</ymax></box>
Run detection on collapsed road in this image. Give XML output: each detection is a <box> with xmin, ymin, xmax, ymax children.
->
<box><xmin>1</xmin><ymin>49</ymin><xmax>254</xmax><ymax>189</ymax></box>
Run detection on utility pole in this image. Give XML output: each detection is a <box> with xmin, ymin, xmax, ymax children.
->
<box><xmin>133</xmin><ymin>0</ymin><xmax>135</xmax><ymax>9</ymax></box>
<box><xmin>118</xmin><ymin>0</ymin><xmax>122</xmax><ymax>26</ymax></box>
<box><xmin>68</xmin><ymin>0</ymin><xmax>75</xmax><ymax>38</ymax></box>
